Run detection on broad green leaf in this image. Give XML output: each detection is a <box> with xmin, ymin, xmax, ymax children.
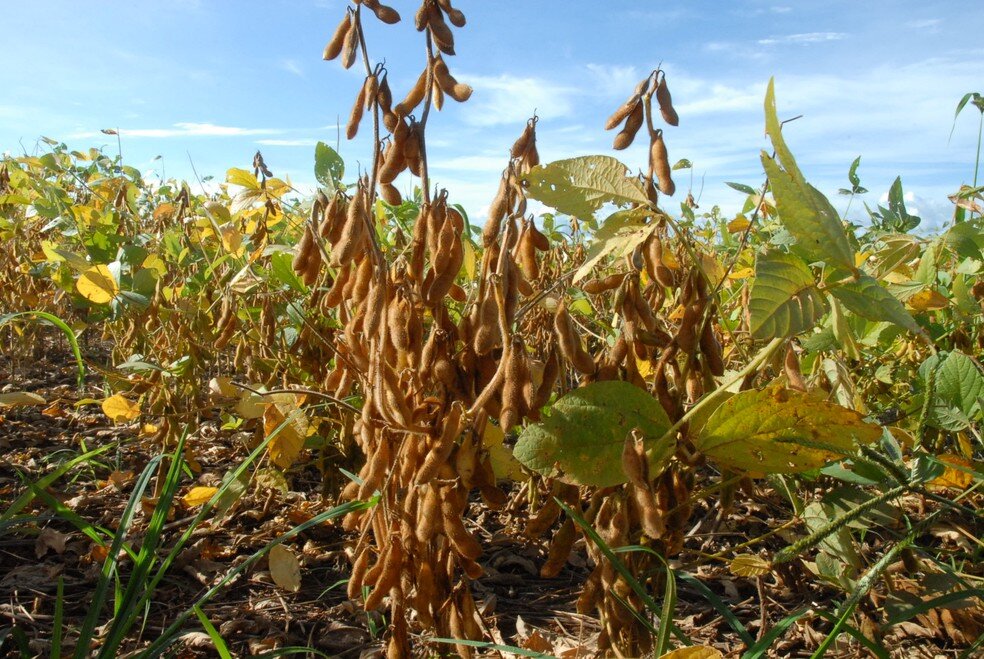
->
<box><xmin>573</xmin><ymin>207</ymin><xmax>653</xmax><ymax>282</ymax></box>
<box><xmin>830</xmin><ymin>274</ymin><xmax>922</xmax><ymax>334</ymax></box>
<box><xmin>76</xmin><ymin>264</ymin><xmax>119</xmax><ymax>304</ymax></box>
<box><xmin>762</xmin><ymin>79</ymin><xmax>855</xmax><ymax>271</ymax></box>
<box><xmin>514</xmin><ymin>381</ymin><xmax>674</xmax><ymax>487</ymax></box>
<box><xmin>314</xmin><ymin>141</ymin><xmax>344</xmax><ymax>189</ymax></box>
<box><xmin>524</xmin><ymin>155</ymin><xmax>649</xmax><ymax>221</ymax></box>
<box><xmin>919</xmin><ymin>351</ymin><xmax>984</xmax><ymax>431</ymax></box>
<box><xmin>748</xmin><ymin>250</ymin><xmax>827</xmax><ymax>339</ymax></box>
<box><xmin>269</xmin><ymin>250</ymin><xmax>306</xmax><ymax>293</ymax></box>
<box><xmin>696</xmin><ymin>383</ymin><xmax>882</xmax><ymax>474</ymax></box>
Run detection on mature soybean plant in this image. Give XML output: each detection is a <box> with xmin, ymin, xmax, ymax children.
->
<box><xmin>303</xmin><ymin>1</ymin><xmax>973</xmax><ymax>656</ymax></box>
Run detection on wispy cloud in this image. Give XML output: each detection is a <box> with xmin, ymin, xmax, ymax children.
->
<box><xmin>280</xmin><ymin>59</ymin><xmax>304</xmax><ymax>77</ymax></box>
<box><xmin>71</xmin><ymin>122</ymin><xmax>282</xmax><ymax>139</ymax></box>
<box><xmin>256</xmin><ymin>138</ymin><xmax>318</xmax><ymax>147</ymax></box>
<box><xmin>758</xmin><ymin>32</ymin><xmax>847</xmax><ymax>46</ymax></box>
<box><xmin>906</xmin><ymin>18</ymin><xmax>942</xmax><ymax>30</ymax></box>
<box><xmin>460</xmin><ymin>74</ymin><xmax>576</xmax><ymax>127</ymax></box>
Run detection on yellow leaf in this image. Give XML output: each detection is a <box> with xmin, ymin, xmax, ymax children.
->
<box><xmin>102</xmin><ymin>393</ymin><xmax>140</xmax><ymax>423</ymax></box>
<box><xmin>142</xmin><ymin>254</ymin><xmax>167</xmax><ymax>276</ymax></box>
<box><xmin>182</xmin><ymin>486</ymin><xmax>218</xmax><ymax>507</ymax></box>
<box><xmin>636</xmin><ymin>357</ymin><xmax>655</xmax><ymax>378</ymax></box>
<box><xmin>660</xmin><ymin>647</ymin><xmax>725</xmax><ymax>659</ymax></box>
<box><xmin>269</xmin><ymin>544</ymin><xmax>301</xmax><ymax>592</ymax></box>
<box><xmin>907</xmin><ymin>288</ymin><xmax>948</xmax><ymax>311</ymax></box>
<box><xmin>727</xmin><ymin>216</ymin><xmax>751</xmax><ymax>233</ymax></box>
<box><xmin>263</xmin><ymin>397</ymin><xmax>308</xmax><ymax>469</ymax></box>
<box><xmin>0</xmin><ymin>392</ymin><xmax>47</xmax><ymax>407</ymax></box>
<box><xmin>209</xmin><ymin>376</ymin><xmax>239</xmax><ymax>398</ymax></box>
<box><xmin>77</xmin><ymin>264</ymin><xmax>119</xmax><ymax>304</ymax></box>
<box><xmin>462</xmin><ymin>239</ymin><xmax>476</xmax><ymax>281</ymax></box>
<box><xmin>698</xmin><ymin>253</ymin><xmax>726</xmax><ymax>288</ymax></box>
<box><xmin>928</xmin><ymin>454</ymin><xmax>976</xmax><ymax>491</ymax></box>
<box><xmin>662</xmin><ymin>248</ymin><xmax>680</xmax><ymax>270</ymax></box>
<box><xmin>730</xmin><ymin>554</ymin><xmax>772</xmax><ymax>577</ymax></box>
<box><xmin>728</xmin><ymin>266</ymin><xmax>754</xmax><ymax>280</ymax></box>
<box><xmin>854</xmin><ymin>251</ymin><xmax>871</xmax><ymax>268</ymax></box>
<box><xmin>484</xmin><ymin>423</ymin><xmax>525</xmax><ymax>481</ymax></box>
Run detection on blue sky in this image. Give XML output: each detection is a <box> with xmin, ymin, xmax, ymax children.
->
<box><xmin>2</xmin><ymin>0</ymin><xmax>981</xmax><ymax>230</ymax></box>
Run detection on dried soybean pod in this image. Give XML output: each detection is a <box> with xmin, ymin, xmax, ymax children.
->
<box><xmin>441</xmin><ymin>495</ymin><xmax>483</xmax><ymax>560</ymax></box>
<box><xmin>540</xmin><ymin>518</ymin><xmax>576</xmax><ymax>578</ymax></box>
<box><xmin>529</xmin><ymin>223</ymin><xmax>549</xmax><ymax>251</ymax></box>
<box><xmin>784</xmin><ymin>341</ymin><xmax>807</xmax><ymax>391</ymax></box>
<box><xmin>525</xmin><ymin>494</ymin><xmax>561</xmax><ymax>539</ymax></box>
<box><xmin>428</xmin><ymin>8</ymin><xmax>455</xmax><ymax>55</ymax></box>
<box><xmin>650</xmin><ymin>129</ymin><xmax>676</xmax><ymax>196</ymax></box>
<box><xmin>378</xmin><ymin>182</ymin><xmax>402</xmax><ymax>206</ymax></box>
<box><xmin>621</xmin><ymin>431</ymin><xmax>649</xmax><ymax>489</ymax></box>
<box><xmin>613</xmin><ymin>101</ymin><xmax>644</xmax><ymax>150</ymax></box>
<box><xmin>292</xmin><ymin>225</ymin><xmax>313</xmax><ymax>275</ymax></box>
<box><xmin>433</xmin><ymin>56</ymin><xmax>473</xmax><ymax>102</ymax></box>
<box><xmin>415</xmin><ymin>401</ymin><xmax>464</xmax><ymax>485</ymax></box>
<box><xmin>394</xmin><ymin>66</ymin><xmax>429</xmax><ymax>118</ymax></box>
<box><xmin>332</xmin><ymin>186</ymin><xmax>366</xmax><ymax>266</ymax></box>
<box><xmin>340</xmin><ymin>16</ymin><xmax>359</xmax><ymax>69</ymax></box>
<box><xmin>676</xmin><ymin>302</ymin><xmax>700</xmax><ymax>355</ymax></box>
<box><xmin>700</xmin><ymin>321</ymin><xmax>725</xmax><ymax>377</ymax></box>
<box><xmin>378</xmin><ymin>138</ymin><xmax>406</xmax><ymax>184</ymax></box>
<box><xmin>367</xmin><ymin>0</ymin><xmax>400</xmax><ymax>24</ymax></box>
<box><xmin>324</xmin><ymin>263</ymin><xmax>351</xmax><ymax>308</ymax></box>
<box><xmin>530</xmin><ymin>348</ymin><xmax>559</xmax><ymax>413</ymax></box>
<box><xmin>347</xmin><ymin>547</ymin><xmax>371</xmax><ymax>600</ymax></box>
<box><xmin>499</xmin><ymin>336</ymin><xmax>527</xmax><ymax>431</ymax></box>
<box><xmin>346</xmin><ymin>77</ymin><xmax>369</xmax><ymax>140</ymax></box>
<box><xmin>655</xmin><ymin>73</ymin><xmax>680</xmax><ymax>126</ymax></box>
<box><xmin>363</xmin><ymin>536</ymin><xmax>402</xmax><ymax>610</ymax></box>
<box><xmin>583</xmin><ymin>273</ymin><xmax>626</xmax><ymax>294</ymax></box>
<box><xmin>554</xmin><ymin>302</ymin><xmax>596</xmax><ymax>375</ymax></box>
<box><xmin>605</xmin><ymin>98</ymin><xmax>639</xmax><ymax>131</ymax></box>
<box><xmin>510</xmin><ymin>120</ymin><xmax>535</xmax><ymax>160</ymax></box>
<box><xmin>303</xmin><ymin>245</ymin><xmax>322</xmax><ymax>286</ymax></box>
<box><xmin>323</xmin><ymin>13</ymin><xmax>351</xmax><ymax>61</ymax></box>
<box><xmin>483</xmin><ymin>177</ymin><xmax>509</xmax><ymax>246</ymax></box>
<box><xmin>376</xmin><ymin>74</ymin><xmax>393</xmax><ymax>114</ymax></box>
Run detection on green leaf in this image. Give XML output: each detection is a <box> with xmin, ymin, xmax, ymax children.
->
<box><xmin>314</xmin><ymin>142</ymin><xmax>344</xmax><ymax>189</ymax></box>
<box><xmin>268</xmin><ymin>250</ymin><xmax>306</xmax><ymax>293</ymax></box>
<box><xmin>523</xmin><ymin>155</ymin><xmax>649</xmax><ymax>221</ymax></box>
<box><xmin>919</xmin><ymin>351</ymin><xmax>984</xmax><ymax>431</ymax></box>
<box><xmin>748</xmin><ymin>250</ymin><xmax>827</xmax><ymax>339</ymax></box>
<box><xmin>514</xmin><ymin>381</ymin><xmax>674</xmax><ymax>487</ymax></box>
<box><xmin>726</xmin><ymin>181</ymin><xmax>757</xmax><ymax>195</ymax></box>
<box><xmin>696</xmin><ymin>383</ymin><xmax>882</xmax><ymax>475</ymax></box>
<box><xmin>762</xmin><ymin>78</ymin><xmax>855</xmax><ymax>271</ymax></box>
<box><xmin>830</xmin><ymin>274</ymin><xmax>922</xmax><ymax>335</ymax></box>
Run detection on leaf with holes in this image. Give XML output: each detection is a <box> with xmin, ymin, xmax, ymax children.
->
<box><xmin>524</xmin><ymin>155</ymin><xmax>650</xmax><ymax>221</ymax></box>
<box><xmin>514</xmin><ymin>381</ymin><xmax>674</xmax><ymax>487</ymax></box>
<box><xmin>696</xmin><ymin>383</ymin><xmax>882</xmax><ymax>474</ymax></box>
<box><xmin>749</xmin><ymin>250</ymin><xmax>827</xmax><ymax>339</ymax></box>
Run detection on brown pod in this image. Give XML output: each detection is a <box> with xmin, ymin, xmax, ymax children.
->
<box><xmin>621</xmin><ymin>431</ymin><xmax>649</xmax><ymax>489</ymax></box>
<box><xmin>483</xmin><ymin>175</ymin><xmax>510</xmax><ymax>246</ymax></box>
<box><xmin>340</xmin><ymin>17</ymin><xmax>359</xmax><ymax>69</ymax></box>
<box><xmin>784</xmin><ymin>342</ymin><xmax>807</xmax><ymax>391</ymax></box>
<box><xmin>554</xmin><ymin>302</ymin><xmax>596</xmax><ymax>375</ymax></box>
<box><xmin>428</xmin><ymin>9</ymin><xmax>456</xmax><ymax>55</ymax></box>
<box><xmin>376</xmin><ymin>74</ymin><xmax>393</xmax><ymax>115</ymax></box>
<box><xmin>346</xmin><ymin>78</ymin><xmax>369</xmax><ymax>140</ymax></box>
<box><xmin>655</xmin><ymin>74</ymin><xmax>680</xmax><ymax>126</ymax></box>
<box><xmin>499</xmin><ymin>336</ymin><xmax>528</xmax><ymax>431</ymax></box>
<box><xmin>369</xmin><ymin>2</ymin><xmax>400</xmax><ymax>24</ymax></box>
<box><xmin>530</xmin><ymin>350</ymin><xmax>558</xmax><ymax>414</ymax></box>
<box><xmin>700</xmin><ymin>321</ymin><xmax>725</xmax><ymax>377</ymax></box>
<box><xmin>510</xmin><ymin>121</ymin><xmax>535</xmax><ymax>160</ymax></box>
<box><xmin>394</xmin><ymin>66</ymin><xmax>429</xmax><ymax>118</ymax></box>
<box><xmin>303</xmin><ymin>245</ymin><xmax>322</xmax><ymax>286</ymax></box>
<box><xmin>540</xmin><ymin>518</ymin><xmax>576</xmax><ymax>578</ymax></box>
<box><xmin>402</xmin><ymin>122</ymin><xmax>424</xmax><ymax>177</ymax></box>
<box><xmin>378</xmin><ymin>182</ymin><xmax>402</xmax><ymax>206</ymax></box>
<box><xmin>676</xmin><ymin>303</ymin><xmax>700</xmax><ymax>355</ymax></box>
<box><xmin>292</xmin><ymin>225</ymin><xmax>314</xmax><ymax>275</ymax></box>
<box><xmin>324</xmin><ymin>262</ymin><xmax>351</xmax><ymax>308</ymax></box>
<box><xmin>517</xmin><ymin>223</ymin><xmax>539</xmax><ymax>281</ymax></box>
<box><xmin>583</xmin><ymin>273</ymin><xmax>625</xmax><ymax>294</ymax></box>
<box><xmin>605</xmin><ymin>98</ymin><xmax>639</xmax><ymax>131</ymax></box>
<box><xmin>415</xmin><ymin>401</ymin><xmax>464</xmax><ymax>485</ymax></box>
<box><xmin>650</xmin><ymin>129</ymin><xmax>676</xmax><ymax>196</ymax></box>
<box><xmin>331</xmin><ymin>187</ymin><xmax>367</xmax><ymax>266</ymax></box>
<box><xmin>433</xmin><ymin>56</ymin><xmax>473</xmax><ymax>103</ymax></box>
<box><xmin>363</xmin><ymin>537</ymin><xmax>402</xmax><ymax>610</ymax></box>
<box><xmin>441</xmin><ymin>494</ymin><xmax>482</xmax><ymax>560</ymax></box>
<box><xmin>525</xmin><ymin>493</ymin><xmax>561</xmax><ymax>539</ymax></box>
<box><xmin>378</xmin><ymin>139</ymin><xmax>407</xmax><ymax>185</ymax></box>
<box><xmin>613</xmin><ymin>101</ymin><xmax>644</xmax><ymax>150</ymax></box>
<box><xmin>529</xmin><ymin>223</ymin><xmax>549</xmax><ymax>250</ymax></box>
<box><xmin>347</xmin><ymin>547</ymin><xmax>371</xmax><ymax>600</ymax></box>
<box><xmin>323</xmin><ymin>14</ymin><xmax>351</xmax><ymax>61</ymax></box>
<box><xmin>445</xmin><ymin>6</ymin><xmax>466</xmax><ymax>27</ymax></box>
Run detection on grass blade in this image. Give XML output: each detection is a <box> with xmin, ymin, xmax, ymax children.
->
<box><xmin>193</xmin><ymin>606</ymin><xmax>232</xmax><ymax>659</ymax></box>
<box><xmin>0</xmin><ymin>311</ymin><xmax>86</xmax><ymax>389</ymax></box>
<box><xmin>677</xmin><ymin>572</ymin><xmax>754</xmax><ymax>646</ymax></box>
<box><xmin>741</xmin><ymin>608</ymin><xmax>811</xmax><ymax>659</ymax></box>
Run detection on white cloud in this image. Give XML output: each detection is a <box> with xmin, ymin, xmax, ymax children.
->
<box><xmin>758</xmin><ymin>32</ymin><xmax>847</xmax><ymax>46</ymax></box>
<box><xmin>428</xmin><ymin>154</ymin><xmax>510</xmax><ymax>173</ymax></box>
<box><xmin>459</xmin><ymin>74</ymin><xmax>576</xmax><ymax>127</ymax></box>
<box><xmin>280</xmin><ymin>59</ymin><xmax>304</xmax><ymax>77</ymax></box>
<box><xmin>905</xmin><ymin>18</ymin><xmax>942</xmax><ymax>30</ymax></box>
<box><xmin>70</xmin><ymin>122</ymin><xmax>282</xmax><ymax>139</ymax></box>
<box><xmin>256</xmin><ymin>138</ymin><xmax>318</xmax><ymax>147</ymax></box>
<box><xmin>585</xmin><ymin>63</ymin><xmax>641</xmax><ymax>100</ymax></box>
